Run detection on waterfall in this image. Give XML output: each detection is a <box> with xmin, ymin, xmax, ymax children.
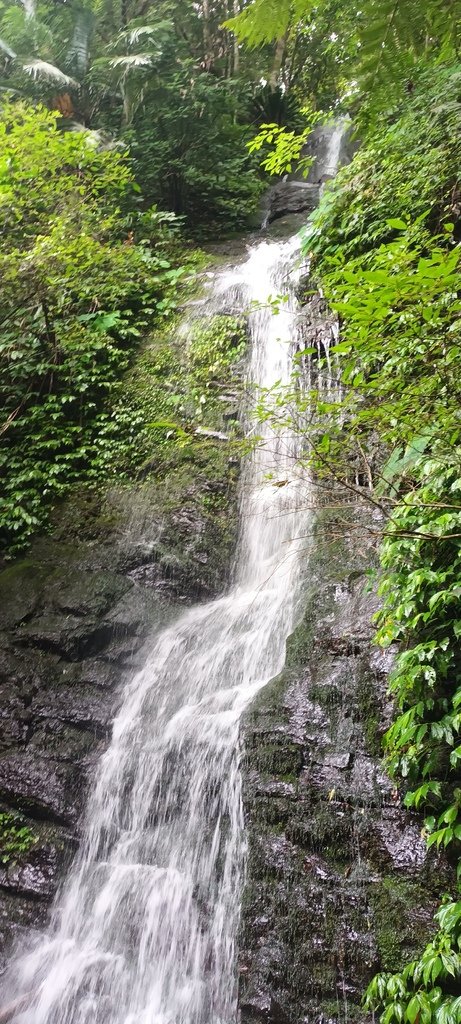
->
<box><xmin>323</xmin><ymin>122</ymin><xmax>345</xmax><ymax>178</ymax></box>
<box><xmin>318</xmin><ymin>118</ymin><xmax>350</xmax><ymax>189</ymax></box>
<box><xmin>4</xmin><ymin>236</ymin><xmax>312</xmax><ymax>1024</ymax></box>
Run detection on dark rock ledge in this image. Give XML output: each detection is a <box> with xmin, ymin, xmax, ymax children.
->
<box><xmin>238</xmin><ymin>508</ymin><xmax>451</xmax><ymax>1024</ymax></box>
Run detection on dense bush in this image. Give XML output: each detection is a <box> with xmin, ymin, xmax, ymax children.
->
<box><xmin>0</xmin><ymin>101</ymin><xmax>187</xmax><ymax>552</ymax></box>
<box><xmin>309</xmin><ymin>64</ymin><xmax>461</xmax><ymax>263</ymax></box>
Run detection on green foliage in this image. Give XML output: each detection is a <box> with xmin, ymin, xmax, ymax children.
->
<box><xmin>309</xmin><ymin>65</ymin><xmax>461</xmax><ymax>262</ymax></box>
<box><xmin>0</xmin><ymin>812</ymin><xmax>37</xmax><ymax>864</ymax></box>
<box><xmin>365</xmin><ymin>900</ymin><xmax>461</xmax><ymax>1024</ymax></box>
<box><xmin>188</xmin><ymin>314</ymin><xmax>247</xmax><ymax>392</ymax></box>
<box><xmin>227</xmin><ymin>0</ymin><xmax>461</xmax><ymax>123</ymax></box>
<box><xmin>241</xmin><ymin>45</ymin><xmax>461</xmax><ymax>1023</ymax></box>
<box><xmin>225</xmin><ymin>0</ymin><xmax>357</xmax><ymax>110</ymax></box>
<box><xmin>126</xmin><ymin>75</ymin><xmax>265</xmax><ymax>232</ymax></box>
<box><xmin>105</xmin><ymin>313</ymin><xmax>247</xmax><ymax>475</ymax></box>
<box><xmin>247</xmin><ymin>108</ymin><xmax>323</xmax><ymax>176</ymax></box>
<box><xmin>0</xmin><ymin>1</ymin><xmax>267</xmax><ymax>232</ymax></box>
<box><xmin>351</xmin><ymin>0</ymin><xmax>461</xmax><ymax>126</ymax></box>
<box><xmin>295</xmin><ymin>59</ymin><xmax>461</xmax><ymax>1024</ymax></box>
<box><xmin>375</xmin><ymin>459</ymin><xmax>461</xmax><ymax>816</ymax></box>
<box><xmin>224</xmin><ymin>0</ymin><xmax>308</xmax><ymax>47</ymax></box>
<box><xmin>0</xmin><ymin>101</ymin><xmax>186</xmax><ymax>552</ymax></box>
<box><xmin>310</xmin><ymin>233</ymin><xmax>461</xmax><ymax>461</ymax></box>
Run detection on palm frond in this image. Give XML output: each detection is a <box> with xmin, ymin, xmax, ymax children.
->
<box><xmin>224</xmin><ymin>0</ymin><xmax>292</xmax><ymax>45</ymax></box>
<box><xmin>117</xmin><ymin>25</ymin><xmax>156</xmax><ymax>46</ymax></box>
<box><xmin>116</xmin><ymin>18</ymin><xmax>173</xmax><ymax>47</ymax></box>
<box><xmin>22</xmin><ymin>59</ymin><xmax>78</xmax><ymax>87</ymax></box>
<box><xmin>0</xmin><ymin>36</ymin><xmax>16</xmax><ymax>59</ymax></box>
<box><xmin>110</xmin><ymin>54</ymin><xmax>154</xmax><ymax>69</ymax></box>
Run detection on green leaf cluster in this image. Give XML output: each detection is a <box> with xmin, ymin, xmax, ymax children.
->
<box><xmin>0</xmin><ymin>1</ymin><xmax>270</xmax><ymax>233</ymax></box>
<box><xmin>106</xmin><ymin>314</ymin><xmax>247</xmax><ymax>475</ymax></box>
<box><xmin>0</xmin><ymin>811</ymin><xmax>37</xmax><ymax>865</ymax></box>
<box><xmin>309</xmin><ymin>64</ymin><xmax>461</xmax><ymax>263</ymax></box>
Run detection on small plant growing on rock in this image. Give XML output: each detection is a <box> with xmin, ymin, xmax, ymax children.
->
<box><xmin>0</xmin><ymin>812</ymin><xmax>37</xmax><ymax>865</ymax></box>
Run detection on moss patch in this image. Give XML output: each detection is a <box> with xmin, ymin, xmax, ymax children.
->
<box><xmin>370</xmin><ymin>876</ymin><xmax>435</xmax><ymax>972</ymax></box>
<box><xmin>356</xmin><ymin>671</ymin><xmax>382</xmax><ymax>757</ymax></box>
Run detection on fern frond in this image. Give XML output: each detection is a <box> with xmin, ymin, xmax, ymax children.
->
<box><xmin>356</xmin><ymin>0</ymin><xmax>424</xmax><ymax>92</ymax></box>
<box><xmin>430</xmin><ymin>0</ymin><xmax>461</xmax><ymax>58</ymax></box>
<box><xmin>224</xmin><ymin>0</ymin><xmax>318</xmax><ymax>44</ymax></box>
<box><xmin>224</xmin><ymin>0</ymin><xmax>292</xmax><ymax>46</ymax></box>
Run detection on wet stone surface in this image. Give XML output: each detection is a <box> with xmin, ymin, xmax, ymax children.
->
<box><xmin>0</xmin><ymin>474</ymin><xmax>238</xmax><ymax>971</ymax></box>
<box><xmin>238</xmin><ymin>512</ymin><xmax>450</xmax><ymax>1024</ymax></box>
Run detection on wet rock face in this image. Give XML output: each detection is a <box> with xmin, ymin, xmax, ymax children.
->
<box><xmin>0</xmin><ymin>475</ymin><xmax>238</xmax><ymax>970</ymax></box>
<box><xmin>238</xmin><ymin>516</ymin><xmax>450</xmax><ymax>1024</ymax></box>
<box><xmin>0</xmin><ymin>548</ymin><xmax>155</xmax><ymax>969</ymax></box>
<box><xmin>302</xmin><ymin>122</ymin><xmax>358</xmax><ymax>187</ymax></box>
<box><xmin>264</xmin><ymin>182</ymin><xmax>320</xmax><ymax>226</ymax></box>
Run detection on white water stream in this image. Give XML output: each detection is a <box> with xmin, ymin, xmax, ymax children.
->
<box><xmin>4</xmin><ymin>236</ymin><xmax>312</xmax><ymax>1024</ymax></box>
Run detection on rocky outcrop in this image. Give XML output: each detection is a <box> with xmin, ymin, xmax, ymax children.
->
<box><xmin>238</xmin><ymin>509</ymin><xmax>451</xmax><ymax>1024</ymax></box>
<box><xmin>0</xmin><ymin>460</ymin><xmax>238</xmax><ymax>970</ymax></box>
<box><xmin>263</xmin><ymin>182</ymin><xmax>320</xmax><ymax>226</ymax></box>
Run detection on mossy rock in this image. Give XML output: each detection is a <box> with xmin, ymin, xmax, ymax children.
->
<box><xmin>0</xmin><ymin>560</ymin><xmax>52</xmax><ymax>629</ymax></box>
<box><xmin>370</xmin><ymin>876</ymin><xmax>436</xmax><ymax>973</ymax></box>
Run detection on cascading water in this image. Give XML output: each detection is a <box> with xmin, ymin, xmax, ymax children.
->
<box><xmin>322</xmin><ymin>119</ymin><xmax>347</xmax><ymax>180</ymax></box>
<box><xmin>3</xmin><ymin>237</ymin><xmax>312</xmax><ymax>1024</ymax></box>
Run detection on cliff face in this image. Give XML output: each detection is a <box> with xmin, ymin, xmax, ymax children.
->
<box><xmin>0</xmin><ymin>454</ymin><xmax>239</xmax><ymax>969</ymax></box>
<box><xmin>238</xmin><ymin>507</ymin><xmax>450</xmax><ymax>1024</ymax></box>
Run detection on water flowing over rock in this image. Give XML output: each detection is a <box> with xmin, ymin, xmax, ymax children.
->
<box><xmin>0</xmin><ymin>137</ymin><xmax>445</xmax><ymax>1024</ymax></box>
<box><xmin>1</xmin><ymin>237</ymin><xmax>316</xmax><ymax>1023</ymax></box>
<box><xmin>262</xmin><ymin>120</ymin><xmax>355</xmax><ymax>227</ymax></box>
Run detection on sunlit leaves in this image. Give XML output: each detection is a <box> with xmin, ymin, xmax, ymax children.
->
<box><xmin>224</xmin><ymin>0</ymin><xmax>315</xmax><ymax>47</ymax></box>
<box><xmin>247</xmin><ymin>109</ymin><xmax>324</xmax><ymax>176</ymax></box>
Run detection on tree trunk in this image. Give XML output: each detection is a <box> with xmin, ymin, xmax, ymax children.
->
<box><xmin>233</xmin><ymin>0</ymin><xmax>240</xmax><ymax>74</ymax></box>
<box><xmin>269</xmin><ymin>33</ymin><xmax>287</xmax><ymax>89</ymax></box>
<box><xmin>202</xmin><ymin>0</ymin><xmax>212</xmax><ymax>66</ymax></box>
